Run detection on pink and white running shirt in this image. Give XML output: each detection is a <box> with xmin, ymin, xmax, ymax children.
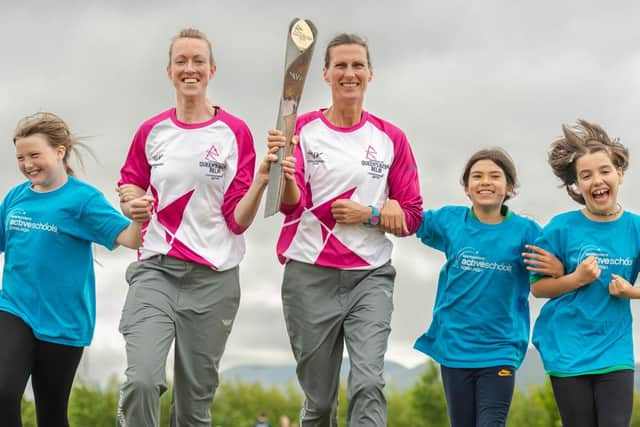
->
<box><xmin>277</xmin><ymin>110</ymin><xmax>422</xmax><ymax>270</ymax></box>
<box><xmin>119</xmin><ymin>108</ymin><xmax>255</xmax><ymax>271</ymax></box>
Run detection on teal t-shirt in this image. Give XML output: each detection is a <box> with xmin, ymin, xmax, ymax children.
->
<box><xmin>0</xmin><ymin>176</ymin><xmax>131</xmax><ymax>346</ymax></box>
<box><xmin>414</xmin><ymin>205</ymin><xmax>540</xmax><ymax>368</ymax></box>
<box><xmin>532</xmin><ymin>210</ymin><xmax>640</xmax><ymax>375</ymax></box>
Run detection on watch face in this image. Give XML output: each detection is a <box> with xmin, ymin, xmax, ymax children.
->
<box><xmin>370</xmin><ymin>216</ymin><xmax>380</xmax><ymax>225</ymax></box>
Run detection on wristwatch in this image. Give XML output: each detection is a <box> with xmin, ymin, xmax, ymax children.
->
<box><xmin>367</xmin><ymin>205</ymin><xmax>380</xmax><ymax>226</ymax></box>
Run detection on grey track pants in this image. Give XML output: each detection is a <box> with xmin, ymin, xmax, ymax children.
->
<box><xmin>282</xmin><ymin>261</ymin><xmax>395</xmax><ymax>427</ymax></box>
<box><xmin>116</xmin><ymin>255</ymin><xmax>240</xmax><ymax>427</ymax></box>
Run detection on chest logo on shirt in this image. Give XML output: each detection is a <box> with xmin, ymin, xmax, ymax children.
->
<box><xmin>7</xmin><ymin>209</ymin><xmax>58</xmax><ymax>234</ymax></box>
<box><xmin>578</xmin><ymin>245</ymin><xmax>633</xmax><ymax>270</ymax></box>
<box><xmin>360</xmin><ymin>145</ymin><xmax>390</xmax><ymax>179</ymax></box>
<box><xmin>149</xmin><ymin>151</ymin><xmax>165</xmax><ymax>167</ymax></box>
<box><xmin>205</xmin><ymin>145</ymin><xmax>220</xmax><ymax>161</ymax></box>
<box><xmin>453</xmin><ymin>247</ymin><xmax>513</xmax><ymax>273</ymax></box>
<box><xmin>199</xmin><ymin>144</ymin><xmax>226</xmax><ymax>180</ymax></box>
<box><xmin>306</xmin><ymin>150</ymin><xmax>324</xmax><ymax>165</ymax></box>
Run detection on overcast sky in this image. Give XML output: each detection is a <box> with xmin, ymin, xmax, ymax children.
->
<box><xmin>1</xmin><ymin>0</ymin><xmax>640</xmax><ymax>384</ymax></box>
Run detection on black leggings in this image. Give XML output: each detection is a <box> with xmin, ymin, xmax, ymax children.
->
<box><xmin>0</xmin><ymin>311</ymin><xmax>84</xmax><ymax>427</ymax></box>
<box><xmin>550</xmin><ymin>370</ymin><xmax>634</xmax><ymax>427</ymax></box>
<box><xmin>440</xmin><ymin>365</ymin><xmax>516</xmax><ymax>427</ymax></box>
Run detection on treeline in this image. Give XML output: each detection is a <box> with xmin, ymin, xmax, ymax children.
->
<box><xmin>20</xmin><ymin>362</ymin><xmax>640</xmax><ymax>426</ymax></box>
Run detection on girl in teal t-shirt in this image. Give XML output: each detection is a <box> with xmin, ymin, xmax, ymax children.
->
<box><xmin>414</xmin><ymin>148</ymin><xmax>563</xmax><ymax>427</ymax></box>
<box><xmin>0</xmin><ymin>112</ymin><xmax>153</xmax><ymax>427</ymax></box>
<box><xmin>531</xmin><ymin>119</ymin><xmax>639</xmax><ymax>427</ymax></box>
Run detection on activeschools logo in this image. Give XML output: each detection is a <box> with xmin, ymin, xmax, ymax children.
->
<box><xmin>578</xmin><ymin>245</ymin><xmax>633</xmax><ymax>270</ymax></box>
<box><xmin>360</xmin><ymin>145</ymin><xmax>390</xmax><ymax>179</ymax></box>
<box><xmin>8</xmin><ymin>209</ymin><xmax>58</xmax><ymax>234</ymax></box>
<box><xmin>453</xmin><ymin>247</ymin><xmax>513</xmax><ymax>273</ymax></box>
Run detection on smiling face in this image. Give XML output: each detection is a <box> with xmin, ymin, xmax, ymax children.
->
<box><xmin>465</xmin><ymin>159</ymin><xmax>513</xmax><ymax>211</ymax></box>
<box><xmin>167</xmin><ymin>37</ymin><xmax>216</xmax><ymax>100</ymax></box>
<box><xmin>15</xmin><ymin>133</ymin><xmax>67</xmax><ymax>192</ymax></box>
<box><xmin>575</xmin><ymin>150</ymin><xmax>623</xmax><ymax>216</ymax></box>
<box><xmin>323</xmin><ymin>43</ymin><xmax>372</xmax><ymax>106</ymax></box>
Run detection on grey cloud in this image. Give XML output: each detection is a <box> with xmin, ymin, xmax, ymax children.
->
<box><xmin>1</xmin><ymin>1</ymin><xmax>639</xmax><ymax>384</ymax></box>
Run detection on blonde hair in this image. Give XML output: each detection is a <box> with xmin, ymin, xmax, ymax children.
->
<box><xmin>168</xmin><ymin>28</ymin><xmax>214</xmax><ymax>66</ymax></box>
<box><xmin>548</xmin><ymin>119</ymin><xmax>629</xmax><ymax>204</ymax></box>
<box><xmin>13</xmin><ymin>112</ymin><xmax>84</xmax><ymax>176</ymax></box>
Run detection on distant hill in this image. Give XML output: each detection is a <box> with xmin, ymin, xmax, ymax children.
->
<box><xmin>221</xmin><ymin>360</ymin><xmax>420</xmax><ymax>392</ymax></box>
<box><xmin>221</xmin><ymin>351</ymin><xmax>640</xmax><ymax>392</ymax></box>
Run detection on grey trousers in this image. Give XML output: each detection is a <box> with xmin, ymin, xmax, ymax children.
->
<box><xmin>282</xmin><ymin>261</ymin><xmax>395</xmax><ymax>427</ymax></box>
<box><xmin>116</xmin><ymin>255</ymin><xmax>240</xmax><ymax>427</ymax></box>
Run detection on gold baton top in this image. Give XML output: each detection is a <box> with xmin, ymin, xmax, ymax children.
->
<box><xmin>291</xmin><ymin>19</ymin><xmax>314</xmax><ymax>52</ymax></box>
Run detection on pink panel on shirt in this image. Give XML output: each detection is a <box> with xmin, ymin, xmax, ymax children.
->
<box><xmin>156</xmin><ymin>190</ymin><xmax>195</xmax><ymax>235</ymax></box>
<box><xmin>119</xmin><ymin>109</ymin><xmax>173</xmax><ymax>189</ymax></box>
<box><xmin>150</xmin><ymin>185</ymin><xmax>159</xmax><ymax>212</ymax></box>
<box><xmin>315</xmin><ymin>234</ymin><xmax>370</xmax><ymax>268</ymax></box>
<box><xmin>277</xmin><ymin>220</ymin><xmax>301</xmax><ymax>264</ymax></box>
<box><xmin>366</xmin><ymin>114</ymin><xmax>423</xmax><ymax>234</ymax></box>
<box><xmin>280</xmin><ymin>142</ymin><xmax>308</xmax><ymax>215</ymax></box>
<box><xmin>310</xmin><ymin>187</ymin><xmax>357</xmax><ymax>230</ymax></box>
<box><xmin>219</xmin><ymin>110</ymin><xmax>255</xmax><ymax>235</ymax></box>
<box><xmin>167</xmin><ymin>237</ymin><xmax>217</xmax><ymax>269</ymax></box>
<box><xmin>321</xmin><ymin>225</ymin><xmax>328</xmax><ymax>243</ymax></box>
